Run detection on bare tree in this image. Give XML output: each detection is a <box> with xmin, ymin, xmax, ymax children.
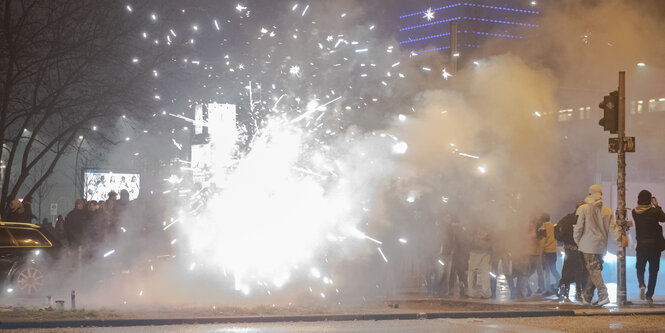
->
<box><xmin>26</xmin><ymin>158</ymin><xmax>52</xmax><ymax>222</ymax></box>
<box><xmin>0</xmin><ymin>0</ymin><xmax>184</xmax><ymax>215</ymax></box>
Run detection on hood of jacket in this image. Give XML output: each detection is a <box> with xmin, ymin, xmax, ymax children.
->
<box><xmin>585</xmin><ymin>193</ymin><xmax>603</xmax><ymax>208</ymax></box>
<box><xmin>634</xmin><ymin>204</ymin><xmax>652</xmax><ymax>214</ymax></box>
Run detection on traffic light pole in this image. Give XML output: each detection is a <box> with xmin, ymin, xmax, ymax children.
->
<box><xmin>616</xmin><ymin>71</ymin><xmax>627</xmax><ymax>306</ymax></box>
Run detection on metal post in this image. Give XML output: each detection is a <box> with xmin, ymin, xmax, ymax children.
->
<box><xmin>617</xmin><ymin>71</ymin><xmax>627</xmax><ymax>305</ymax></box>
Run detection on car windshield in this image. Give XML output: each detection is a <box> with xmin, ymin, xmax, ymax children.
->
<box><xmin>8</xmin><ymin>228</ymin><xmax>51</xmax><ymax>247</ymax></box>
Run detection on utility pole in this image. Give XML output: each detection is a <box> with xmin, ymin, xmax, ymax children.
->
<box><xmin>616</xmin><ymin>71</ymin><xmax>627</xmax><ymax>305</ymax></box>
<box><xmin>598</xmin><ymin>72</ymin><xmax>634</xmax><ymax>306</ymax></box>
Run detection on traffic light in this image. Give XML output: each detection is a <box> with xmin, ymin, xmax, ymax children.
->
<box><xmin>598</xmin><ymin>90</ymin><xmax>618</xmax><ymax>134</ymax></box>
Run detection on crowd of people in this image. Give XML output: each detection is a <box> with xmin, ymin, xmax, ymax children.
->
<box><xmin>438</xmin><ymin>184</ymin><xmax>665</xmax><ymax>305</ymax></box>
<box><xmin>2</xmin><ymin>182</ymin><xmax>663</xmax><ymax>304</ymax></box>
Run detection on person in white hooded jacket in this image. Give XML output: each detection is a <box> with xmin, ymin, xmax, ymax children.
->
<box><xmin>574</xmin><ymin>184</ymin><xmax>622</xmax><ymax>306</ymax></box>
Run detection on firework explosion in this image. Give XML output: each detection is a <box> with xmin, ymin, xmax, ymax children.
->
<box><xmin>119</xmin><ymin>1</ymin><xmax>463</xmax><ymax>301</ymax></box>
<box><xmin>78</xmin><ymin>1</ymin><xmax>552</xmax><ymax>306</ymax></box>
<box><xmin>159</xmin><ymin>2</ymin><xmax>431</xmax><ymax>299</ymax></box>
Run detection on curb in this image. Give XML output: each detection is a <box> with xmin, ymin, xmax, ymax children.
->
<box><xmin>0</xmin><ymin>310</ymin><xmax>575</xmax><ymax>329</ymax></box>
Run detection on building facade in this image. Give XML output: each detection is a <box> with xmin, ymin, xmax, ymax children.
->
<box><xmin>398</xmin><ymin>0</ymin><xmax>539</xmax><ymax>66</ymax></box>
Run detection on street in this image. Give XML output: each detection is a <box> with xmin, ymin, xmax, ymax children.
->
<box><xmin>5</xmin><ymin>315</ymin><xmax>665</xmax><ymax>333</ymax></box>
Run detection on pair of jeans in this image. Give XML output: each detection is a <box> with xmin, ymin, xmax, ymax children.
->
<box><xmin>636</xmin><ymin>248</ymin><xmax>661</xmax><ymax>298</ymax></box>
<box><xmin>543</xmin><ymin>252</ymin><xmax>560</xmax><ymax>293</ymax></box>
<box><xmin>583</xmin><ymin>253</ymin><xmax>607</xmax><ymax>300</ymax></box>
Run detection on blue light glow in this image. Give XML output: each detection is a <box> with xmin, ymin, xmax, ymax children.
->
<box><xmin>466</xmin><ymin>2</ymin><xmax>540</xmax><ymax>14</ymax></box>
<box><xmin>474</xmin><ymin>31</ymin><xmax>524</xmax><ymax>39</ymax></box>
<box><xmin>401</xmin><ymin>16</ymin><xmax>537</xmax><ymax>32</ymax></box>
<box><xmin>400</xmin><ymin>2</ymin><xmax>539</xmax><ymax>19</ymax></box>
<box><xmin>400</xmin><ymin>44</ymin><xmax>479</xmax><ymax>57</ymax></box>
<box><xmin>399</xmin><ymin>32</ymin><xmax>453</xmax><ymax>45</ymax></box>
<box><xmin>400</xmin><ymin>17</ymin><xmax>462</xmax><ymax>32</ymax></box>
<box><xmin>464</xmin><ymin>16</ymin><xmax>538</xmax><ymax>27</ymax></box>
<box><xmin>399</xmin><ymin>3</ymin><xmax>462</xmax><ymax>19</ymax></box>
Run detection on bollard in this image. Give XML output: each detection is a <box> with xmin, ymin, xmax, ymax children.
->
<box><xmin>46</xmin><ymin>296</ymin><xmax>52</xmax><ymax>307</ymax></box>
<box><xmin>71</xmin><ymin>290</ymin><xmax>76</xmax><ymax>310</ymax></box>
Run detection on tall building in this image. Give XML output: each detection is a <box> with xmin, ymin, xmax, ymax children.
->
<box><xmin>398</xmin><ymin>1</ymin><xmax>540</xmax><ymax>66</ymax></box>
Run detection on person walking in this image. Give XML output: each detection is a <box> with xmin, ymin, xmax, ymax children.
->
<box><xmin>554</xmin><ymin>202</ymin><xmax>588</xmax><ymax>303</ymax></box>
<box><xmin>447</xmin><ymin>218</ymin><xmax>470</xmax><ymax>297</ymax></box>
<box><xmin>539</xmin><ymin>214</ymin><xmax>560</xmax><ymax>296</ymax></box>
<box><xmin>518</xmin><ymin>215</ymin><xmax>545</xmax><ymax>297</ymax></box>
<box><xmin>632</xmin><ymin>190</ymin><xmax>665</xmax><ymax>304</ymax></box>
<box><xmin>574</xmin><ymin>184</ymin><xmax>622</xmax><ymax>306</ymax></box>
<box><xmin>467</xmin><ymin>222</ymin><xmax>492</xmax><ymax>299</ymax></box>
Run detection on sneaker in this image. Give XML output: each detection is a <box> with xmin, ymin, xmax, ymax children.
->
<box><xmin>596</xmin><ymin>296</ymin><xmax>610</xmax><ymax>306</ymax></box>
<box><xmin>647</xmin><ymin>297</ymin><xmax>654</xmax><ymax>305</ymax></box>
<box><xmin>640</xmin><ymin>286</ymin><xmax>646</xmax><ymax>300</ymax></box>
<box><xmin>582</xmin><ymin>297</ymin><xmax>592</xmax><ymax>305</ymax></box>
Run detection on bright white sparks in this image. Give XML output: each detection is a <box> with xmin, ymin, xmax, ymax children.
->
<box><xmin>214</xmin><ymin>20</ymin><xmax>220</xmax><ymax>30</ymax></box>
<box><xmin>423</xmin><ymin>8</ymin><xmax>435</xmax><ymax>21</ymax></box>
<box><xmin>377</xmin><ymin>248</ymin><xmax>388</xmax><ymax>262</ymax></box>
<box><xmin>442</xmin><ymin>68</ymin><xmax>453</xmax><ymax>79</ymax></box>
<box><xmin>458</xmin><ymin>152</ymin><xmax>479</xmax><ymax>159</ymax></box>
<box><xmin>289</xmin><ymin>65</ymin><xmax>301</xmax><ymax>76</ymax></box>
<box><xmin>236</xmin><ymin>4</ymin><xmax>247</xmax><ymax>12</ymax></box>
<box><xmin>477</xmin><ymin>166</ymin><xmax>487</xmax><ymax>174</ymax></box>
<box><xmin>392</xmin><ymin>142</ymin><xmax>408</xmax><ymax>154</ymax></box>
<box><xmin>103</xmin><ymin>250</ymin><xmax>115</xmax><ymax>258</ymax></box>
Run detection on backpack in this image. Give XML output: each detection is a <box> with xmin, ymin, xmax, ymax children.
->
<box><xmin>553</xmin><ymin>221</ymin><xmax>565</xmax><ymax>242</ymax></box>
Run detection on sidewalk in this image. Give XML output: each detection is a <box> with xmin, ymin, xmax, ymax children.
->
<box><xmin>2</xmin><ymin>297</ymin><xmax>665</xmax><ymax>329</ymax></box>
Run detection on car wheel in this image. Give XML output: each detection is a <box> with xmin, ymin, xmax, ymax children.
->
<box><xmin>14</xmin><ymin>264</ymin><xmax>45</xmax><ymax>297</ymax></box>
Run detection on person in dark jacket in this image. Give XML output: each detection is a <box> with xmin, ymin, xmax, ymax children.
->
<box><xmin>555</xmin><ymin>202</ymin><xmax>588</xmax><ymax>303</ymax></box>
<box><xmin>22</xmin><ymin>195</ymin><xmax>37</xmax><ymax>223</ymax></box>
<box><xmin>5</xmin><ymin>198</ymin><xmax>25</xmax><ymax>222</ymax></box>
<box><xmin>65</xmin><ymin>199</ymin><xmax>87</xmax><ymax>249</ymax></box>
<box><xmin>632</xmin><ymin>190</ymin><xmax>665</xmax><ymax>303</ymax></box>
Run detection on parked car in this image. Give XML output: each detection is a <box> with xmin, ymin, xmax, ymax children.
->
<box><xmin>0</xmin><ymin>222</ymin><xmax>61</xmax><ymax>296</ymax></box>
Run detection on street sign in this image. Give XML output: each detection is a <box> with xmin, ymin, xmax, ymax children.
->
<box><xmin>50</xmin><ymin>203</ymin><xmax>58</xmax><ymax>216</ymax></box>
<box><xmin>609</xmin><ymin>137</ymin><xmax>635</xmax><ymax>153</ymax></box>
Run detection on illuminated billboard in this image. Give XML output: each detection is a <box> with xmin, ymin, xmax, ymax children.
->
<box><xmin>192</xmin><ymin>103</ymin><xmax>237</xmax><ymax>184</ymax></box>
<box><xmin>84</xmin><ymin>170</ymin><xmax>140</xmax><ymax>201</ymax></box>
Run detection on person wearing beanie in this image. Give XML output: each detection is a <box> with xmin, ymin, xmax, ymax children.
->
<box><xmin>574</xmin><ymin>184</ymin><xmax>622</xmax><ymax>306</ymax></box>
<box><xmin>632</xmin><ymin>190</ymin><xmax>665</xmax><ymax>304</ymax></box>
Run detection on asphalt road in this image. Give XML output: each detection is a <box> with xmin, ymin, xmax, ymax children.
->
<box><xmin>6</xmin><ymin>315</ymin><xmax>665</xmax><ymax>333</ymax></box>
<box><xmin>0</xmin><ymin>318</ymin><xmax>559</xmax><ymax>333</ymax></box>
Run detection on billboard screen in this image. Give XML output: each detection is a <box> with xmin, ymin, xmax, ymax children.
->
<box><xmin>84</xmin><ymin>170</ymin><xmax>140</xmax><ymax>201</ymax></box>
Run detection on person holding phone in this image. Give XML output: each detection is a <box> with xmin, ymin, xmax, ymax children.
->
<box><xmin>632</xmin><ymin>190</ymin><xmax>665</xmax><ymax>304</ymax></box>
